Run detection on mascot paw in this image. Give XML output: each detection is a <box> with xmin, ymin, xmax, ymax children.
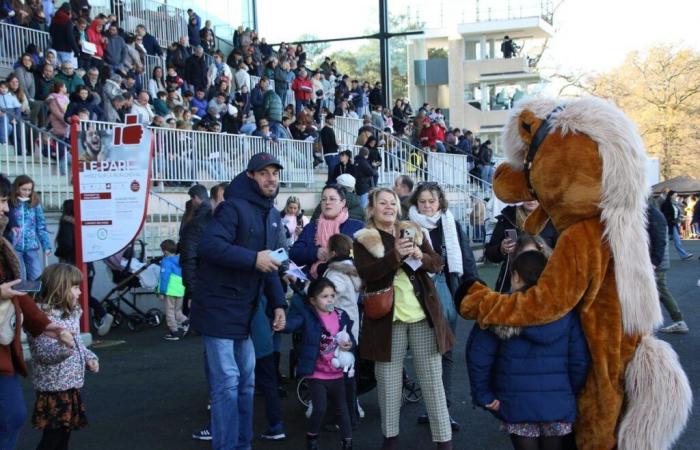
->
<box><xmin>454</xmin><ymin>278</ymin><xmax>486</xmax><ymax>311</ymax></box>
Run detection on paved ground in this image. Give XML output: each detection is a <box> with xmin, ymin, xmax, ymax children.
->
<box><xmin>16</xmin><ymin>241</ymin><xmax>700</xmax><ymax>450</ymax></box>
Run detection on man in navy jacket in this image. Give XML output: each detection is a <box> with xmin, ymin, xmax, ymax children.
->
<box><xmin>190</xmin><ymin>153</ymin><xmax>287</xmax><ymax>450</ymax></box>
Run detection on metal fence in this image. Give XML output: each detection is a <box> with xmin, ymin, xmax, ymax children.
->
<box><xmin>0</xmin><ymin>22</ymin><xmax>50</xmax><ymax>70</ymax></box>
<box><xmin>123</xmin><ymin>0</ymin><xmax>188</xmax><ymax>48</ymax></box>
<box><xmin>139</xmin><ymin>191</ymin><xmax>185</xmax><ymax>258</ymax></box>
<box><xmin>0</xmin><ymin>118</ymin><xmax>72</xmax><ymax>210</ymax></box>
<box><xmin>82</xmin><ymin>120</ymin><xmax>314</xmax><ymax>185</ymax></box>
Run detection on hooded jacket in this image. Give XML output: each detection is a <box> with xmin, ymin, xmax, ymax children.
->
<box><xmin>86</xmin><ymin>19</ymin><xmax>105</xmax><ymax>58</ymax></box>
<box><xmin>466</xmin><ymin>311</ymin><xmax>590</xmax><ymax>424</ymax></box>
<box><xmin>289</xmin><ymin>217</ymin><xmax>364</xmax><ymax>268</ymax></box>
<box><xmin>54</xmin><ymin>69</ymin><xmax>85</xmax><ymax>94</ymax></box>
<box><xmin>48</xmin><ymin>9</ymin><xmax>80</xmax><ymax>55</ymax></box>
<box><xmin>190</xmin><ymin>172</ymin><xmax>287</xmax><ymax>339</ymax></box>
<box><xmin>7</xmin><ymin>199</ymin><xmax>52</xmax><ymax>252</ymax></box>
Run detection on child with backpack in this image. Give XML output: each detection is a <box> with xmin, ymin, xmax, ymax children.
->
<box><xmin>28</xmin><ymin>263</ymin><xmax>99</xmax><ymax>450</ymax></box>
<box><xmin>283</xmin><ymin>278</ymin><xmax>355</xmax><ymax>450</ymax></box>
<box><xmin>466</xmin><ymin>250</ymin><xmax>590</xmax><ymax>450</ymax></box>
<box><xmin>158</xmin><ymin>239</ymin><xmax>188</xmax><ymax>341</ymax></box>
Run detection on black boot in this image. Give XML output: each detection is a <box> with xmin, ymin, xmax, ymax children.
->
<box><xmin>380</xmin><ymin>436</ymin><xmax>399</xmax><ymax>450</ymax></box>
<box><xmin>341</xmin><ymin>438</ymin><xmax>353</xmax><ymax>449</ymax></box>
<box><xmin>307</xmin><ymin>434</ymin><xmax>319</xmax><ymax>450</ymax></box>
<box><xmin>436</xmin><ymin>441</ymin><xmax>452</xmax><ymax>450</ymax></box>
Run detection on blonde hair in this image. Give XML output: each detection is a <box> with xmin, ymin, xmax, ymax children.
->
<box><xmin>366</xmin><ymin>187</ymin><xmax>401</xmax><ymax>229</ymax></box>
<box><xmin>39</xmin><ymin>263</ymin><xmax>83</xmax><ymax>318</ymax></box>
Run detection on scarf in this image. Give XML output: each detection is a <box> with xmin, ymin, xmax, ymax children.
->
<box><xmin>408</xmin><ymin>206</ymin><xmax>463</xmax><ymax>276</ymax></box>
<box><xmin>215</xmin><ymin>60</ymin><xmax>225</xmax><ymax>80</ymax></box>
<box><xmin>311</xmin><ymin>208</ymin><xmax>349</xmax><ymax>277</ymax></box>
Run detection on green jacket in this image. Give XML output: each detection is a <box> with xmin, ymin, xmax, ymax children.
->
<box><xmin>263</xmin><ymin>89</ymin><xmax>282</xmax><ymax>122</ymax></box>
<box><xmin>54</xmin><ymin>72</ymin><xmax>85</xmax><ymax>95</ymax></box>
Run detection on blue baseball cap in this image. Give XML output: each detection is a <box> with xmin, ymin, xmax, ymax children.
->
<box><xmin>247</xmin><ymin>152</ymin><xmax>283</xmax><ymax>172</ymax></box>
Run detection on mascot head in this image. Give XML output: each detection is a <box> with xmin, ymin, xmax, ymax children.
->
<box><xmin>495</xmin><ymin>97</ymin><xmax>662</xmax><ymax>335</ymax></box>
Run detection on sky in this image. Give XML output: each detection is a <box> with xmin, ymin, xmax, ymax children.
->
<box><xmin>255</xmin><ymin>0</ymin><xmax>700</xmax><ymax>75</ymax></box>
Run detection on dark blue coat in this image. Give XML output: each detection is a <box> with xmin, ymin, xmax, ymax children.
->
<box><xmin>283</xmin><ymin>304</ymin><xmax>355</xmax><ymax>377</ymax></box>
<box><xmin>289</xmin><ymin>218</ymin><xmax>364</xmax><ymax>267</ymax></box>
<box><xmin>466</xmin><ymin>311</ymin><xmax>590</xmax><ymax>424</ymax></box>
<box><xmin>141</xmin><ymin>33</ymin><xmax>162</xmax><ymax>57</ymax></box>
<box><xmin>189</xmin><ymin>171</ymin><xmax>287</xmax><ymax>339</ymax></box>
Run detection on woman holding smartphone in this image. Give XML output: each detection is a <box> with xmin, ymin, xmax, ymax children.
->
<box><xmin>484</xmin><ymin>200</ymin><xmax>558</xmax><ymax>293</ymax></box>
<box><xmin>354</xmin><ymin>187</ymin><xmax>454</xmax><ymax>450</ymax></box>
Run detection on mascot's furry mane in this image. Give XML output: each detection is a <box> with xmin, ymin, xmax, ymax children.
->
<box><xmin>502</xmin><ymin>97</ymin><xmax>662</xmax><ymax>335</ymax></box>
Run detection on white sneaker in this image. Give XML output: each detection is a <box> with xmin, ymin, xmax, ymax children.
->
<box><xmin>305</xmin><ymin>401</ymin><xmax>313</xmax><ymax>419</ymax></box>
<box><xmin>659</xmin><ymin>321</ymin><xmax>689</xmax><ymax>334</ymax></box>
<box><xmin>357</xmin><ymin>400</ymin><xmax>365</xmax><ymax>419</ymax></box>
<box><xmin>96</xmin><ymin>313</ymin><xmax>114</xmax><ymax>336</ymax></box>
<box><xmin>696</xmin><ymin>278</ymin><xmax>700</xmax><ymax>287</ymax></box>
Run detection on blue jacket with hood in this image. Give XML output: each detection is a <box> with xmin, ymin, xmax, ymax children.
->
<box><xmin>189</xmin><ymin>171</ymin><xmax>287</xmax><ymax>339</ymax></box>
<box><xmin>466</xmin><ymin>310</ymin><xmax>590</xmax><ymax>424</ymax></box>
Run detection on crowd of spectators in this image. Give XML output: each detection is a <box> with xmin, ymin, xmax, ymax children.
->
<box><xmin>0</xmin><ymin>1</ymin><xmax>497</xmax><ymax>188</ymax></box>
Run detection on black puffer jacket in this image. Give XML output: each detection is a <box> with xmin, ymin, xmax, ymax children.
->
<box><xmin>179</xmin><ymin>201</ymin><xmax>211</xmax><ymax>294</ymax></box>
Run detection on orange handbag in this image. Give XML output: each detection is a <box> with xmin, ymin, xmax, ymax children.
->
<box><xmin>363</xmin><ymin>286</ymin><xmax>394</xmax><ymax>320</ymax></box>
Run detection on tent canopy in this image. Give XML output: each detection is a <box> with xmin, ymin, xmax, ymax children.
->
<box><xmin>652</xmin><ymin>176</ymin><xmax>700</xmax><ymax>194</ymax></box>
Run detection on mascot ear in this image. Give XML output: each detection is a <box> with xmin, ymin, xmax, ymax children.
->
<box><xmin>523</xmin><ymin>205</ymin><xmax>550</xmax><ymax>235</ymax></box>
<box><xmin>493</xmin><ymin>164</ymin><xmax>536</xmax><ymax>204</ymax></box>
<box><xmin>518</xmin><ymin>109</ymin><xmax>543</xmax><ymax>146</ymax></box>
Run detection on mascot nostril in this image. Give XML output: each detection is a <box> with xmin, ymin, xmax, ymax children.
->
<box><xmin>459</xmin><ymin>96</ymin><xmax>692</xmax><ymax>450</ymax></box>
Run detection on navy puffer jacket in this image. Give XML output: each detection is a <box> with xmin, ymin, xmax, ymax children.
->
<box><xmin>190</xmin><ymin>172</ymin><xmax>286</xmax><ymax>339</ymax></box>
<box><xmin>466</xmin><ymin>311</ymin><xmax>590</xmax><ymax>424</ymax></box>
<box><xmin>283</xmin><ymin>304</ymin><xmax>355</xmax><ymax>377</ymax></box>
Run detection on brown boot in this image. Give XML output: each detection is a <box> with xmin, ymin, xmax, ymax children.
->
<box><xmin>380</xmin><ymin>436</ymin><xmax>399</xmax><ymax>450</ymax></box>
<box><xmin>436</xmin><ymin>441</ymin><xmax>452</xmax><ymax>450</ymax></box>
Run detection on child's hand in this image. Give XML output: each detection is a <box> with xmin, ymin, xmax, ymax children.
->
<box><xmin>87</xmin><ymin>359</ymin><xmax>99</xmax><ymax>373</ymax></box>
<box><xmin>484</xmin><ymin>399</ymin><xmax>500</xmax><ymax>411</ymax></box>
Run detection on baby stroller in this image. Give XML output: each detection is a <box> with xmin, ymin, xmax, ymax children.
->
<box><xmin>100</xmin><ymin>240</ymin><xmax>165</xmax><ymax>331</ymax></box>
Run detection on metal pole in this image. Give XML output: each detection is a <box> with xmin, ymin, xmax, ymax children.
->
<box><xmin>378</xmin><ymin>0</ymin><xmax>391</xmax><ymax>106</ymax></box>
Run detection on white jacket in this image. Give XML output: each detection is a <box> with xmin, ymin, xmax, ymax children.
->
<box><xmin>323</xmin><ymin>259</ymin><xmax>361</xmax><ymax>342</ymax></box>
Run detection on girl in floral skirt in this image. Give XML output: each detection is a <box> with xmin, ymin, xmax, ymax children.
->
<box><xmin>28</xmin><ymin>263</ymin><xmax>99</xmax><ymax>450</ymax></box>
<box><xmin>466</xmin><ymin>250</ymin><xmax>590</xmax><ymax>450</ymax></box>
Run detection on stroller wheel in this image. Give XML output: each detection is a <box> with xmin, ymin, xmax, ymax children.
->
<box><xmin>296</xmin><ymin>377</ymin><xmax>311</xmax><ymax>407</ymax></box>
<box><xmin>146</xmin><ymin>308</ymin><xmax>164</xmax><ymax>327</ymax></box>
<box><xmin>402</xmin><ymin>378</ymin><xmax>422</xmax><ymax>403</ymax></box>
<box><xmin>126</xmin><ymin>314</ymin><xmax>144</xmax><ymax>331</ymax></box>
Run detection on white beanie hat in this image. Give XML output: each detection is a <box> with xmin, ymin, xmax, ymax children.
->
<box><xmin>336</xmin><ymin>174</ymin><xmax>356</xmax><ymax>191</ymax></box>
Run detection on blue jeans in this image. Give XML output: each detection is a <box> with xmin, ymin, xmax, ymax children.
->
<box><xmin>295</xmin><ymin>99</ymin><xmax>309</xmax><ymax>114</ymax></box>
<box><xmin>0</xmin><ymin>375</ymin><xmax>27</xmax><ymax>450</ymax></box>
<box><xmin>480</xmin><ymin>165</ymin><xmax>494</xmax><ymax>185</ymax></box>
<box><xmin>359</xmin><ymin>193</ymin><xmax>369</xmax><ymax>209</ymax></box>
<box><xmin>203</xmin><ymin>335</ymin><xmax>256</xmax><ymax>450</ymax></box>
<box><xmin>17</xmin><ymin>249</ymin><xmax>43</xmax><ymax>281</ymax></box>
<box><xmin>670</xmin><ymin>225</ymin><xmax>690</xmax><ymax>258</ymax></box>
<box><xmin>55</xmin><ymin>51</ymin><xmax>77</xmax><ymax>68</ymax></box>
<box><xmin>239</xmin><ymin>123</ymin><xmax>256</xmax><ymax>135</ymax></box>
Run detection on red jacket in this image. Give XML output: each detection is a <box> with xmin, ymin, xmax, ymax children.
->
<box><xmin>87</xmin><ymin>19</ymin><xmax>105</xmax><ymax>58</ymax></box>
<box><xmin>292</xmin><ymin>76</ymin><xmax>313</xmax><ymax>102</ymax></box>
<box><xmin>419</xmin><ymin>125</ymin><xmax>438</xmax><ymax>149</ymax></box>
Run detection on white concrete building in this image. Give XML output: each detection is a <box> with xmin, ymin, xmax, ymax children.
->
<box><xmin>407</xmin><ymin>14</ymin><xmax>554</xmax><ymax>151</ymax></box>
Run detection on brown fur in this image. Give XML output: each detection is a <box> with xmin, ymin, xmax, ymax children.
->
<box><xmin>459</xmin><ymin>112</ymin><xmax>643</xmax><ymax>449</ymax></box>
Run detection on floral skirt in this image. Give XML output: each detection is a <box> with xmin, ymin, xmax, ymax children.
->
<box><xmin>32</xmin><ymin>388</ymin><xmax>88</xmax><ymax>430</ymax></box>
<box><xmin>501</xmin><ymin>421</ymin><xmax>572</xmax><ymax>438</ymax></box>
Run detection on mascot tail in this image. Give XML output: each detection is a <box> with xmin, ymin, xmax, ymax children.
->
<box><xmin>618</xmin><ymin>335</ymin><xmax>692</xmax><ymax>450</ymax></box>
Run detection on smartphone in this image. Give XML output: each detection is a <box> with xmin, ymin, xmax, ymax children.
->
<box><xmin>269</xmin><ymin>248</ymin><xmax>289</xmax><ymax>264</ymax></box>
<box><xmin>400</xmin><ymin>228</ymin><xmax>416</xmax><ymax>241</ymax></box>
<box><xmin>15</xmin><ymin>280</ymin><xmax>42</xmax><ymax>293</ymax></box>
<box><xmin>505</xmin><ymin>229</ymin><xmax>518</xmax><ymax>242</ymax></box>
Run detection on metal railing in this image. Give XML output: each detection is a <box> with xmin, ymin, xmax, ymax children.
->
<box><xmin>0</xmin><ymin>22</ymin><xmax>50</xmax><ymax>70</ymax></box>
<box><xmin>0</xmin><ymin>117</ymin><xmax>72</xmax><ymax>211</ymax></box>
<box><xmin>141</xmin><ymin>54</ymin><xmax>164</xmax><ymax>93</ymax></box>
<box><xmin>81</xmin><ymin>120</ymin><xmax>314</xmax><ymax>186</ymax></box>
<box><xmin>123</xmin><ymin>0</ymin><xmax>188</xmax><ymax>48</ymax></box>
<box><xmin>139</xmin><ymin>191</ymin><xmax>185</xmax><ymax>258</ymax></box>
<box><xmin>333</xmin><ymin>116</ymin><xmax>363</xmax><ymax>146</ymax></box>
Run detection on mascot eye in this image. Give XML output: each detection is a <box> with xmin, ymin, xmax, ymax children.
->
<box><xmin>521</xmin><ymin>121</ymin><xmax>532</xmax><ymax>134</ymax></box>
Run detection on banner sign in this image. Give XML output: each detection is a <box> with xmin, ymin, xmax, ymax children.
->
<box><xmin>73</xmin><ymin>115</ymin><xmax>153</xmax><ymax>263</ymax></box>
